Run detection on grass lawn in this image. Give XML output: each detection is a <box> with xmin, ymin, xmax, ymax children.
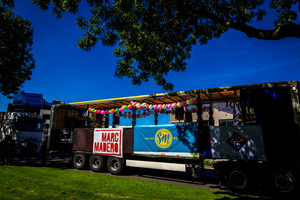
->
<box><xmin>0</xmin><ymin>165</ymin><xmax>264</xmax><ymax>200</ymax></box>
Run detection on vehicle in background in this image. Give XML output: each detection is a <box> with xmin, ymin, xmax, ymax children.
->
<box><xmin>0</xmin><ymin>112</ymin><xmax>44</xmax><ymax>155</ymax></box>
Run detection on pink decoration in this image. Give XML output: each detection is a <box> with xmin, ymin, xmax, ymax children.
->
<box><xmin>153</xmin><ymin>104</ymin><xmax>158</xmax><ymax>109</ymax></box>
<box><xmin>158</xmin><ymin>104</ymin><xmax>162</xmax><ymax>109</ymax></box>
<box><xmin>172</xmin><ymin>103</ymin><xmax>177</xmax><ymax>108</ymax></box>
<box><xmin>181</xmin><ymin>101</ymin><xmax>187</xmax><ymax>107</ymax></box>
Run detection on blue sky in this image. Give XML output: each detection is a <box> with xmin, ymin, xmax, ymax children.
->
<box><xmin>1</xmin><ymin>0</ymin><xmax>300</xmax><ymax>112</ymax></box>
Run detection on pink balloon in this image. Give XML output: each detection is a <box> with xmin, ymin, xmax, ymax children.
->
<box><xmin>158</xmin><ymin>104</ymin><xmax>162</xmax><ymax>109</ymax></box>
<box><xmin>181</xmin><ymin>101</ymin><xmax>187</xmax><ymax>107</ymax></box>
<box><xmin>132</xmin><ymin>102</ymin><xmax>137</xmax><ymax>107</ymax></box>
<box><xmin>153</xmin><ymin>104</ymin><xmax>158</xmax><ymax>109</ymax></box>
<box><xmin>172</xmin><ymin>103</ymin><xmax>177</xmax><ymax>108</ymax></box>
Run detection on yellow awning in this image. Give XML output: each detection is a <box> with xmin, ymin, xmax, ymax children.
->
<box><xmin>55</xmin><ymin>80</ymin><xmax>298</xmax><ymax>110</ymax></box>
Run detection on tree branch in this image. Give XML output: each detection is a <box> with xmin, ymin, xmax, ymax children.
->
<box><xmin>229</xmin><ymin>22</ymin><xmax>300</xmax><ymax>40</ymax></box>
<box><xmin>196</xmin><ymin>6</ymin><xmax>300</xmax><ymax>40</ymax></box>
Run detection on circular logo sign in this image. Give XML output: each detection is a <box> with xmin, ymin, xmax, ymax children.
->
<box><xmin>155</xmin><ymin>129</ymin><xmax>172</xmax><ymax>149</ymax></box>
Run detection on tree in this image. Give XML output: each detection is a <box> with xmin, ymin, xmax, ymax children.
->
<box><xmin>32</xmin><ymin>0</ymin><xmax>300</xmax><ymax>91</ymax></box>
<box><xmin>0</xmin><ymin>0</ymin><xmax>35</xmax><ymax>98</ymax></box>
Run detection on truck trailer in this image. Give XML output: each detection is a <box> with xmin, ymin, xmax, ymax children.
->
<box><xmin>49</xmin><ymin>81</ymin><xmax>300</xmax><ymax>194</ymax></box>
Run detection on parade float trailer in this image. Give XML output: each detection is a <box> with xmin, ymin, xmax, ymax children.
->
<box><xmin>49</xmin><ymin>81</ymin><xmax>300</xmax><ymax>193</ymax></box>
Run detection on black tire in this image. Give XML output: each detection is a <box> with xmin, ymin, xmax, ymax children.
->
<box><xmin>107</xmin><ymin>157</ymin><xmax>124</xmax><ymax>175</ymax></box>
<box><xmin>271</xmin><ymin>171</ymin><xmax>294</xmax><ymax>193</ymax></box>
<box><xmin>89</xmin><ymin>155</ymin><xmax>104</xmax><ymax>172</ymax></box>
<box><xmin>227</xmin><ymin>170</ymin><xmax>249</xmax><ymax>192</ymax></box>
<box><xmin>73</xmin><ymin>153</ymin><xmax>87</xmax><ymax>170</ymax></box>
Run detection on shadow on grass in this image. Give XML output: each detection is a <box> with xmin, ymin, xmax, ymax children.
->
<box><xmin>12</xmin><ymin>153</ymin><xmax>73</xmax><ymax>169</ymax></box>
<box><xmin>213</xmin><ymin>187</ymin><xmax>300</xmax><ymax>200</ymax></box>
<box><xmin>213</xmin><ymin>191</ymin><xmax>266</xmax><ymax>200</ymax></box>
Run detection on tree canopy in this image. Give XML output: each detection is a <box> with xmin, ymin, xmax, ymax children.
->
<box><xmin>0</xmin><ymin>0</ymin><xmax>35</xmax><ymax>97</ymax></box>
<box><xmin>33</xmin><ymin>0</ymin><xmax>300</xmax><ymax>91</ymax></box>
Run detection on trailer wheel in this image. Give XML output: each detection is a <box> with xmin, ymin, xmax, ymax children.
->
<box><xmin>89</xmin><ymin>155</ymin><xmax>104</xmax><ymax>172</ymax></box>
<box><xmin>107</xmin><ymin>157</ymin><xmax>124</xmax><ymax>175</ymax></box>
<box><xmin>227</xmin><ymin>170</ymin><xmax>249</xmax><ymax>192</ymax></box>
<box><xmin>271</xmin><ymin>171</ymin><xmax>294</xmax><ymax>193</ymax></box>
<box><xmin>73</xmin><ymin>153</ymin><xmax>87</xmax><ymax>170</ymax></box>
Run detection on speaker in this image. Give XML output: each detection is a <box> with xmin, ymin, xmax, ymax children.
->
<box><xmin>175</xmin><ymin>107</ymin><xmax>184</xmax><ymax>120</ymax></box>
<box><xmin>185</xmin><ymin>112</ymin><xmax>192</xmax><ymax>122</ymax></box>
<box><xmin>113</xmin><ymin>115</ymin><xmax>120</xmax><ymax>125</ymax></box>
